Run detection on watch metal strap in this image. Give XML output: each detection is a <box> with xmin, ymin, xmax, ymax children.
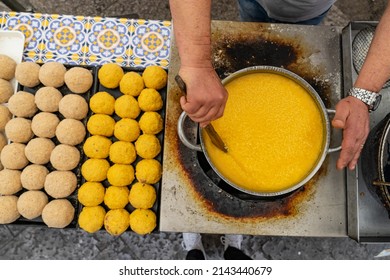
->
<box><xmin>348</xmin><ymin>87</ymin><xmax>378</xmax><ymax>107</ymax></box>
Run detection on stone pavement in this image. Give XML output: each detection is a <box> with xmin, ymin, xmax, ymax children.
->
<box><xmin>0</xmin><ymin>0</ymin><xmax>390</xmax><ymax>260</ymax></box>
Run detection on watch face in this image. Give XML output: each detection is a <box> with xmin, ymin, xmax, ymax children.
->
<box><xmin>371</xmin><ymin>94</ymin><xmax>382</xmax><ymax>111</ymax></box>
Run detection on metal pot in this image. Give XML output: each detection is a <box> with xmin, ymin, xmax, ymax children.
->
<box><xmin>177</xmin><ymin>66</ymin><xmax>340</xmax><ymax>197</ymax></box>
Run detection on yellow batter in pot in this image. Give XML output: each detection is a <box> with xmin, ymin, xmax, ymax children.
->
<box><xmin>203</xmin><ymin>72</ymin><xmax>325</xmax><ymax>193</ymax></box>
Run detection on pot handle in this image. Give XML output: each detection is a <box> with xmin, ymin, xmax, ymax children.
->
<box><xmin>177</xmin><ymin>111</ymin><xmax>203</xmax><ymax>152</ymax></box>
<box><xmin>326</xmin><ymin>109</ymin><xmax>342</xmax><ymax>153</ymax></box>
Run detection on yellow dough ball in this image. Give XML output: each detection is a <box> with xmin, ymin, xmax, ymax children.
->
<box><xmin>138</xmin><ymin>88</ymin><xmax>163</xmax><ymax>112</ymax></box>
<box><xmin>129</xmin><ymin>209</ymin><xmax>156</xmax><ymax>235</ymax></box>
<box><xmin>104</xmin><ymin>186</ymin><xmax>129</xmax><ymax>209</ymax></box>
<box><xmin>87</xmin><ymin>114</ymin><xmax>115</xmax><ymax>137</ymax></box>
<box><xmin>114</xmin><ymin>95</ymin><xmax>140</xmax><ymax>119</ymax></box>
<box><xmin>119</xmin><ymin>72</ymin><xmax>144</xmax><ymax>96</ymax></box>
<box><xmin>107</xmin><ymin>164</ymin><xmax>135</xmax><ymax>186</ymax></box>
<box><xmin>78</xmin><ymin>205</ymin><xmax>106</xmax><ymax>233</ymax></box>
<box><xmin>98</xmin><ymin>63</ymin><xmax>124</xmax><ymax>89</ymax></box>
<box><xmin>135</xmin><ymin>134</ymin><xmax>161</xmax><ymax>159</ymax></box>
<box><xmin>104</xmin><ymin>208</ymin><xmax>129</xmax><ymax>236</ymax></box>
<box><xmin>109</xmin><ymin>141</ymin><xmax>136</xmax><ymax>164</ymax></box>
<box><xmin>89</xmin><ymin>91</ymin><xmax>115</xmax><ymax>115</ymax></box>
<box><xmin>128</xmin><ymin>182</ymin><xmax>156</xmax><ymax>209</ymax></box>
<box><xmin>138</xmin><ymin>112</ymin><xmax>163</xmax><ymax>135</ymax></box>
<box><xmin>77</xmin><ymin>181</ymin><xmax>105</xmax><ymax>207</ymax></box>
<box><xmin>81</xmin><ymin>158</ymin><xmax>110</xmax><ymax>182</ymax></box>
<box><xmin>142</xmin><ymin>66</ymin><xmax>167</xmax><ymax>90</ymax></box>
<box><xmin>135</xmin><ymin>159</ymin><xmax>162</xmax><ymax>184</ymax></box>
<box><xmin>83</xmin><ymin>135</ymin><xmax>112</xmax><ymax>159</ymax></box>
<box><xmin>114</xmin><ymin>118</ymin><xmax>140</xmax><ymax>142</ymax></box>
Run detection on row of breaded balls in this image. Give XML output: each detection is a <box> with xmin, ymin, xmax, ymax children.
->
<box><xmin>78</xmin><ymin>64</ymin><xmax>167</xmax><ymax>236</ymax></box>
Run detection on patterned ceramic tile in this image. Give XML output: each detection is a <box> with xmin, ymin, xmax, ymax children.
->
<box><xmin>0</xmin><ymin>11</ymin><xmax>5</xmax><ymax>28</ymax></box>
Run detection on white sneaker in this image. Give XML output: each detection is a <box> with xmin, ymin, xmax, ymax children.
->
<box><xmin>220</xmin><ymin>234</ymin><xmax>243</xmax><ymax>250</ymax></box>
<box><xmin>182</xmin><ymin>232</ymin><xmax>206</xmax><ymax>253</ymax></box>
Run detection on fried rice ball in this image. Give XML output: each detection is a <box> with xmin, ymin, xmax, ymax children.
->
<box><xmin>55</xmin><ymin>119</ymin><xmax>86</xmax><ymax>146</ymax></box>
<box><xmin>104</xmin><ymin>208</ymin><xmax>129</xmax><ymax>236</ymax></box>
<box><xmin>114</xmin><ymin>118</ymin><xmax>140</xmax><ymax>142</ymax></box>
<box><xmin>64</xmin><ymin>67</ymin><xmax>93</xmax><ymax>94</ymax></box>
<box><xmin>39</xmin><ymin>62</ymin><xmax>66</xmax><ymax>88</ymax></box>
<box><xmin>20</xmin><ymin>164</ymin><xmax>49</xmax><ymax>190</ymax></box>
<box><xmin>89</xmin><ymin>91</ymin><xmax>115</xmax><ymax>115</ymax></box>
<box><xmin>135</xmin><ymin>134</ymin><xmax>161</xmax><ymax>159</ymax></box>
<box><xmin>25</xmin><ymin>138</ymin><xmax>55</xmax><ymax>165</ymax></box>
<box><xmin>0</xmin><ymin>54</ymin><xmax>16</xmax><ymax>80</ymax></box>
<box><xmin>15</xmin><ymin>61</ymin><xmax>41</xmax><ymax>87</ymax></box>
<box><xmin>0</xmin><ymin>78</ymin><xmax>13</xmax><ymax>103</ymax></box>
<box><xmin>8</xmin><ymin>91</ymin><xmax>38</xmax><ymax>118</ymax></box>
<box><xmin>77</xmin><ymin>181</ymin><xmax>105</xmax><ymax>207</ymax></box>
<box><xmin>50</xmin><ymin>144</ymin><xmax>80</xmax><ymax>171</ymax></box>
<box><xmin>128</xmin><ymin>182</ymin><xmax>156</xmax><ymax>209</ymax></box>
<box><xmin>87</xmin><ymin>114</ymin><xmax>115</xmax><ymax>137</ymax></box>
<box><xmin>142</xmin><ymin>66</ymin><xmax>167</xmax><ymax>90</ymax></box>
<box><xmin>0</xmin><ymin>169</ymin><xmax>22</xmax><ymax>195</ymax></box>
<box><xmin>119</xmin><ymin>71</ymin><xmax>144</xmax><ymax>96</ymax></box>
<box><xmin>5</xmin><ymin>117</ymin><xmax>33</xmax><ymax>143</ymax></box>
<box><xmin>138</xmin><ymin>88</ymin><xmax>163</xmax><ymax>112</ymax></box>
<box><xmin>78</xmin><ymin>205</ymin><xmax>106</xmax><ymax>233</ymax></box>
<box><xmin>114</xmin><ymin>95</ymin><xmax>140</xmax><ymax>119</ymax></box>
<box><xmin>42</xmin><ymin>199</ymin><xmax>75</xmax><ymax>228</ymax></box>
<box><xmin>44</xmin><ymin>170</ymin><xmax>77</xmax><ymax>198</ymax></box>
<box><xmin>0</xmin><ymin>132</ymin><xmax>7</xmax><ymax>152</ymax></box>
<box><xmin>107</xmin><ymin>164</ymin><xmax>135</xmax><ymax>187</ymax></box>
<box><xmin>138</xmin><ymin>112</ymin><xmax>163</xmax><ymax>135</ymax></box>
<box><xmin>17</xmin><ymin>190</ymin><xmax>48</xmax><ymax>220</ymax></box>
<box><xmin>98</xmin><ymin>63</ymin><xmax>124</xmax><ymax>89</ymax></box>
<box><xmin>0</xmin><ymin>195</ymin><xmax>20</xmax><ymax>224</ymax></box>
<box><xmin>81</xmin><ymin>158</ymin><xmax>110</xmax><ymax>182</ymax></box>
<box><xmin>0</xmin><ymin>105</ymin><xmax>12</xmax><ymax>131</ymax></box>
<box><xmin>0</xmin><ymin>143</ymin><xmax>29</xmax><ymax>170</ymax></box>
<box><xmin>31</xmin><ymin>112</ymin><xmax>59</xmax><ymax>138</ymax></box>
<box><xmin>83</xmin><ymin>135</ymin><xmax>112</xmax><ymax>159</ymax></box>
<box><xmin>34</xmin><ymin>87</ymin><xmax>63</xmax><ymax>112</ymax></box>
<box><xmin>129</xmin><ymin>208</ymin><xmax>156</xmax><ymax>235</ymax></box>
<box><xmin>59</xmin><ymin>94</ymin><xmax>88</xmax><ymax>120</ymax></box>
<box><xmin>109</xmin><ymin>141</ymin><xmax>136</xmax><ymax>165</ymax></box>
<box><xmin>104</xmin><ymin>186</ymin><xmax>129</xmax><ymax>209</ymax></box>
<box><xmin>135</xmin><ymin>159</ymin><xmax>162</xmax><ymax>184</ymax></box>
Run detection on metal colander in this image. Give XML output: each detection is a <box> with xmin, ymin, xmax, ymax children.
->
<box><xmin>352</xmin><ymin>26</ymin><xmax>390</xmax><ymax>89</ymax></box>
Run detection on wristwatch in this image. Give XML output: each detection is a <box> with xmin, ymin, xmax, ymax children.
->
<box><xmin>348</xmin><ymin>87</ymin><xmax>382</xmax><ymax>112</ymax></box>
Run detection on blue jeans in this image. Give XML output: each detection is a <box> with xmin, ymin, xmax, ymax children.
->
<box><xmin>237</xmin><ymin>0</ymin><xmax>330</xmax><ymax>25</ymax></box>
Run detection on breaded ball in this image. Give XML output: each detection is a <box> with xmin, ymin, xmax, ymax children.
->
<box><xmin>87</xmin><ymin>114</ymin><xmax>115</xmax><ymax>137</ymax></box>
<box><xmin>39</xmin><ymin>62</ymin><xmax>66</xmax><ymax>88</ymax></box>
<box><xmin>114</xmin><ymin>118</ymin><xmax>140</xmax><ymax>142</ymax></box>
<box><xmin>135</xmin><ymin>134</ymin><xmax>161</xmax><ymax>159</ymax></box>
<box><xmin>129</xmin><ymin>182</ymin><xmax>156</xmax><ymax>209</ymax></box>
<box><xmin>0</xmin><ymin>133</ymin><xmax>7</xmax><ymax>152</ymax></box>
<box><xmin>107</xmin><ymin>164</ymin><xmax>135</xmax><ymax>186</ymax></box>
<box><xmin>83</xmin><ymin>135</ymin><xmax>112</xmax><ymax>159</ymax></box>
<box><xmin>98</xmin><ymin>63</ymin><xmax>124</xmax><ymax>89</ymax></box>
<box><xmin>0</xmin><ymin>105</ymin><xmax>12</xmax><ymax>131</ymax></box>
<box><xmin>20</xmin><ymin>164</ymin><xmax>48</xmax><ymax>190</ymax></box>
<box><xmin>129</xmin><ymin>208</ymin><xmax>156</xmax><ymax>235</ymax></box>
<box><xmin>0</xmin><ymin>143</ymin><xmax>29</xmax><ymax>169</ymax></box>
<box><xmin>0</xmin><ymin>78</ymin><xmax>13</xmax><ymax>103</ymax></box>
<box><xmin>15</xmin><ymin>62</ymin><xmax>41</xmax><ymax>87</ymax></box>
<box><xmin>77</xmin><ymin>181</ymin><xmax>105</xmax><ymax>207</ymax></box>
<box><xmin>8</xmin><ymin>91</ymin><xmax>38</xmax><ymax>118</ymax></box>
<box><xmin>17</xmin><ymin>190</ymin><xmax>48</xmax><ymax>219</ymax></box>
<box><xmin>44</xmin><ymin>170</ymin><xmax>77</xmax><ymax>198</ymax></box>
<box><xmin>64</xmin><ymin>67</ymin><xmax>93</xmax><ymax>94</ymax></box>
<box><xmin>109</xmin><ymin>141</ymin><xmax>136</xmax><ymax>165</ymax></box>
<box><xmin>56</xmin><ymin>119</ymin><xmax>86</xmax><ymax>146</ymax></box>
<box><xmin>119</xmin><ymin>71</ymin><xmax>144</xmax><ymax>96</ymax></box>
<box><xmin>31</xmin><ymin>112</ymin><xmax>59</xmax><ymax>138</ymax></box>
<box><xmin>114</xmin><ymin>95</ymin><xmax>140</xmax><ymax>119</ymax></box>
<box><xmin>89</xmin><ymin>91</ymin><xmax>115</xmax><ymax>115</ymax></box>
<box><xmin>142</xmin><ymin>66</ymin><xmax>167</xmax><ymax>90</ymax></box>
<box><xmin>138</xmin><ymin>88</ymin><xmax>163</xmax><ymax>112</ymax></box>
<box><xmin>0</xmin><ymin>169</ymin><xmax>22</xmax><ymax>195</ymax></box>
<box><xmin>104</xmin><ymin>208</ymin><xmax>129</xmax><ymax>236</ymax></box>
<box><xmin>104</xmin><ymin>186</ymin><xmax>129</xmax><ymax>209</ymax></box>
<box><xmin>25</xmin><ymin>138</ymin><xmax>55</xmax><ymax>165</ymax></box>
<box><xmin>4</xmin><ymin>117</ymin><xmax>33</xmax><ymax>143</ymax></box>
<box><xmin>42</xmin><ymin>199</ymin><xmax>75</xmax><ymax>228</ymax></box>
<box><xmin>78</xmin><ymin>205</ymin><xmax>106</xmax><ymax>233</ymax></box>
<box><xmin>81</xmin><ymin>158</ymin><xmax>110</xmax><ymax>182</ymax></box>
<box><xmin>0</xmin><ymin>195</ymin><xmax>20</xmax><ymax>224</ymax></box>
<box><xmin>34</xmin><ymin>87</ymin><xmax>63</xmax><ymax>112</ymax></box>
<box><xmin>59</xmin><ymin>94</ymin><xmax>88</xmax><ymax>120</ymax></box>
<box><xmin>138</xmin><ymin>112</ymin><xmax>163</xmax><ymax>135</ymax></box>
<box><xmin>0</xmin><ymin>54</ymin><xmax>16</xmax><ymax>80</ymax></box>
<box><xmin>135</xmin><ymin>159</ymin><xmax>162</xmax><ymax>184</ymax></box>
<box><xmin>50</xmin><ymin>144</ymin><xmax>80</xmax><ymax>171</ymax></box>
